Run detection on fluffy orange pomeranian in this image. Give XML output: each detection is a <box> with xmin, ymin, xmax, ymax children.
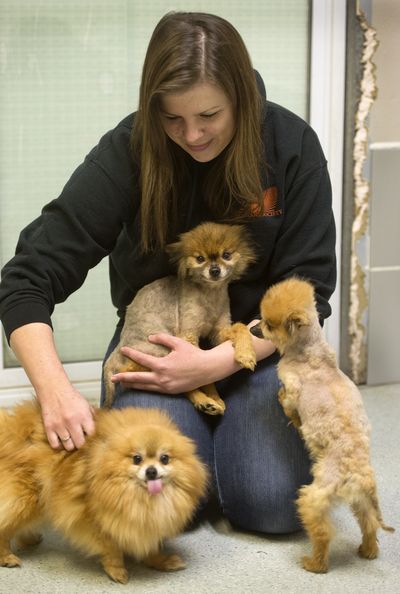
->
<box><xmin>0</xmin><ymin>400</ymin><xmax>208</xmax><ymax>583</ymax></box>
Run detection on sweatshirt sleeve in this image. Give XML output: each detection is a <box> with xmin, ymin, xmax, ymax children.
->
<box><xmin>266</xmin><ymin>127</ymin><xmax>336</xmax><ymax>320</ymax></box>
<box><xmin>0</xmin><ymin>121</ymin><xmax>136</xmax><ymax>343</ymax></box>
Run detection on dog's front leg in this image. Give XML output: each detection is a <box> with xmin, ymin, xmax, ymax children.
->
<box><xmin>186</xmin><ymin>383</ymin><xmax>226</xmax><ymax>415</ymax></box>
<box><xmin>0</xmin><ymin>532</ymin><xmax>22</xmax><ymax>568</ymax></box>
<box><xmin>217</xmin><ymin>323</ymin><xmax>256</xmax><ymax>371</ymax></box>
<box><xmin>176</xmin><ymin>331</ymin><xmax>226</xmax><ymax>415</ymax></box>
<box><xmin>278</xmin><ymin>377</ymin><xmax>302</xmax><ymax>429</ymax></box>
<box><xmin>100</xmin><ymin>547</ymin><xmax>129</xmax><ymax>583</ymax></box>
<box><xmin>143</xmin><ymin>550</ymin><xmax>186</xmax><ymax>571</ymax></box>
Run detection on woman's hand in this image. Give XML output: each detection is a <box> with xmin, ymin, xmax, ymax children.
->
<box><xmin>111</xmin><ymin>334</ymin><xmax>220</xmax><ymax>394</ymax></box>
<box><xmin>10</xmin><ymin>323</ymin><xmax>96</xmax><ymax>451</ymax></box>
<box><xmin>38</xmin><ymin>386</ymin><xmax>95</xmax><ymax>451</ymax></box>
<box><xmin>111</xmin><ymin>327</ymin><xmax>276</xmax><ymax>394</ymax></box>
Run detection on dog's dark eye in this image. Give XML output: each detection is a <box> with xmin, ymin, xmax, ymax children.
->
<box><xmin>222</xmin><ymin>251</ymin><xmax>232</xmax><ymax>260</ymax></box>
<box><xmin>133</xmin><ymin>454</ymin><xmax>142</xmax><ymax>465</ymax></box>
<box><xmin>160</xmin><ymin>454</ymin><xmax>170</xmax><ymax>465</ymax></box>
<box><xmin>196</xmin><ymin>255</ymin><xmax>205</xmax><ymax>263</ymax></box>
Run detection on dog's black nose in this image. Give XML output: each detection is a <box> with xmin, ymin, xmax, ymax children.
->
<box><xmin>145</xmin><ymin>466</ymin><xmax>158</xmax><ymax>480</ymax></box>
<box><xmin>209</xmin><ymin>264</ymin><xmax>221</xmax><ymax>278</ymax></box>
<box><xmin>250</xmin><ymin>323</ymin><xmax>263</xmax><ymax>338</ymax></box>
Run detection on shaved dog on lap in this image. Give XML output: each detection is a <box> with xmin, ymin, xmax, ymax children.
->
<box><xmin>104</xmin><ymin>222</ymin><xmax>257</xmax><ymax>415</ymax></box>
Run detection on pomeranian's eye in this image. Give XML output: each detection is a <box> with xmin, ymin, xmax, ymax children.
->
<box><xmin>196</xmin><ymin>255</ymin><xmax>205</xmax><ymax>264</ymax></box>
<box><xmin>160</xmin><ymin>454</ymin><xmax>170</xmax><ymax>465</ymax></box>
<box><xmin>222</xmin><ymin>251</ymin><xmax>232</xmax><ymax>260</ymax></box>
<box><xmin>133</xmin><ymin>454</ymin><xmax>142</xmax><ymax>465</ymax></box>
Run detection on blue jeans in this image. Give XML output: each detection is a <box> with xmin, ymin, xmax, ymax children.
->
<box><xmin>101</xmin><ymin>329</ymin><xmax>311</xmax><ymax>534</ymax></box>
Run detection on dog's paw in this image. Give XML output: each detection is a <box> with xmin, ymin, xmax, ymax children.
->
<box><xmin>145</xmin><ymin>553</ymin><xmax>186</xmax><ymax>572</ymax></box>
<box><xmin>288</xmin><ymin>411</ymin><xmax>302</xmax><ymax>430</ymax></box>
<box><xmin>0</xmin><ymin>553</ymin><xmax>22</xmax><ymax>568</ymax></box>
<box><xmin>104</xmin><ymin>565</ymin><xmax>129</xmax><ymax>584</ymax></box>
<box><xmin>160</xmin><ymin>554</ymin><xmax>186</xmax><ymax>571</ymax></box>
<box><xmin>235</xmin><ymin>350</ymin><xmax>256</xmax><ymax>371</ymax></box>
<box><xmin>358</xmin><ymin>542</ymin><xmax>379</xmax><ymax>560</ymax></box>
<box><xmin>301</xmin><ymin>555</ymin><xmax>328</xmax><ymax>573</ymax></box>
<box><xmin>197</xmin><ymin>400</ymin><xmax>225</xmax><ymax>416</ymax></box>
<box><xmin>189</xmin><ymin>390</ymin><xmax>225</xmax><ymax>415</ymax></box>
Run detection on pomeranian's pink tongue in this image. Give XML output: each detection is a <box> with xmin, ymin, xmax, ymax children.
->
<box><xmin>147</xmin><ymin>479</ymin><xmax>163</xmax><ymax>495</ymax></box>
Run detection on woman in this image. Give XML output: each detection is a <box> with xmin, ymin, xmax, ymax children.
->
<box><xmin>0</xmin><ymin>12</ymin><xmax>336</xmax><ymax>533</ymax></box>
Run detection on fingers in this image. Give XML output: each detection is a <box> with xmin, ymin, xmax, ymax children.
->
<box><xmin>113</xmin><ymin>371</ymin><xmax>161</xmax><ymax>391</ymax></box>
<box><xmin>119</xmin><ymin>346</ymin><xmax>158</xmax><ymax>369</ymax></box>
<box><xmin>46</xmin><ymin>427</ymin><xmax>82</xmax><ymax>451</ymax></box>
<box><xmin>120</xmin><ymin>334</ymin><xmax>181</xmax><ymax>363</ymax></box>
<box><xmin>115</xmin><ymin>334</ymin><xmax>202</xmax><ymax>394</ymax></box>
<box><xmin>59</xmin><ymin>433</ymin><xmax>76</xmax><ymax>451</ymax></box>
<box><xmin>121</xmin><ymin>380</ymin><xmax>167</xmax><ymax>393</ymax></box>
<box><xmin>47</xmin><ymin>429</ymin><xmax>76</xmax><ymax>451</ymax></box>
<box><xmin>44</xmin><ymin>407</ymin><xmax>96</xmax><ymax>451</ymax></box>
<box><xmin>147</xmin><ymin>333</ymin><xmax>182</xmax><ymax>348</ymax></box>
<box><xmin>114</xmin><ymin>371</ymin><xmax>176</xmax><ymax>394</ymax></box>
<box><xmin>47</xmin><ymin>430</ymin><xmax>65</xmax><ymax>450</ymax></box>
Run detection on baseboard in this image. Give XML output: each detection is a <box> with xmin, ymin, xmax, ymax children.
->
<box><xmin>0</xmin><ymin>380</ymin><xmax>102</xmax><ymax>409</ymax></box>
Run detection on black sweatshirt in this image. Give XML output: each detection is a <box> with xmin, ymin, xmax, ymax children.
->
<box><xmin>0</xmin><ymin>97</ymin><xmax>336</xmax><ymax>344</ymax></box>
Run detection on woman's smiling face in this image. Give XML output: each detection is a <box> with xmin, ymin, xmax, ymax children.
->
<box><xmin>160</xmin><ymin>82</ymin><xmax>236</xmax><ymax>162</ymax></box>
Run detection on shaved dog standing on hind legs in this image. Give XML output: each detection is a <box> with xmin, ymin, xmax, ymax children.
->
<box><xmin>251</xmin><ymin>277</ymin><xmax>394</xmax><ymax>573</ymax></box>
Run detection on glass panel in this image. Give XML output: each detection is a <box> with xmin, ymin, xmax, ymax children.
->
<box><xmin>1</xmin><ymin>0</ymin><xmax>309</xmax><ymax>367</ymax></box>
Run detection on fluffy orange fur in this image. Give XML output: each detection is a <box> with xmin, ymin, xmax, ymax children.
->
<box><xmin>0</xmin><ymin>400</ymin><xmax>208</xmax><ymax>583</ymax></box>
<box><xmin>252</xmin><ymin>277</ymin><xmax>394</xmax><ymax>573</ymax></box>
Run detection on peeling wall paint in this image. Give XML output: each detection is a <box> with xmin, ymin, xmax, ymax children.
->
<box><xmin>349</xmin><ymin>8</ymin><xmax>378</xmax><ymax>383</ymax></box>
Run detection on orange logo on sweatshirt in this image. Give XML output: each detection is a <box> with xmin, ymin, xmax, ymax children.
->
<box><xmin>251</xmin><ymin>186</ymin><xmax>282</xmax><ymax>217</ymax></box>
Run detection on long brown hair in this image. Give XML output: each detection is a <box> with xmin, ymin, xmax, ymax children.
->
<box><xmin>132</xmin><ymin>12</ymin><xmax>264</xmax><ymax>252</ymax></box>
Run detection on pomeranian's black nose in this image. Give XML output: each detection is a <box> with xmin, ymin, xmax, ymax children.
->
<box><xmin>145</xmin><ymin>466</ymin><xmax>158</xmax><ymax>480</ymax></box>
<box><xmin>250</xmin><ymin>323</ymin><xmax>263</xmax><ymax>338</ymax></box>
<box><xmin>209</xmin><ymin>264</ymin><xmax>221</xmax><ymax>278</ymax></box>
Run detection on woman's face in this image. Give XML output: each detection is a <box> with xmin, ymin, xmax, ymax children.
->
<box><xmin>160</xmin><ymin>82</ymin><xmax>236</xmax><ymax>162</ymax></box>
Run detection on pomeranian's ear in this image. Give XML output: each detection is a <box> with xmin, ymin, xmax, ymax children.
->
<box><xmin>165</xmin><ymin>240</ymin><xmax>189</xmax><ymax>278</ymax></box>
<box><xmin>284</xmin><ymin>311</ymin><xmax>310</xmax><ymax>335</ymax></box>
<box><xmin>165</xmin><ymin>240</ymin><xmax>183</xmax><ymax>264</ymax></box>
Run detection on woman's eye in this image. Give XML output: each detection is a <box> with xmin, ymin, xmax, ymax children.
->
<box><xmin>222</xmin><ymin>251</ymin><xmax>232</xmax><ymax>260</ymax></box>
<box><xmin>160</xmin><ymin>454</ymin><xmax>170</xmax><ymax>465</ymax></box>
<box><xmin>133</xmin><ymin>454</ymin><xmax>142</xmax><ymax>465</ymax></box>
<box><xmin>196</xmin><ymin>255</ymin><xmax>205</xmax><ymax>263</ymax></box>
<box><xmin>201</xmin><ymin>112</ymin><xmax>218</xmax><ymax>119</ymax></box>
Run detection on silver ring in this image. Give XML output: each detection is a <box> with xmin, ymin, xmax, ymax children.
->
<box><xmin>60</xmin><ymin>434</ymin><xmax>71</xmax><ymax>442</ymax></box>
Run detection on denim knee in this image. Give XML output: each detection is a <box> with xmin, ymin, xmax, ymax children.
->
<box><xmin>213</xmin><ymin>355</ymin><xmax>311</xmax><ymax>534</ymax></box>
<box><xmin>217</xmin><ymin>473</ymin><xmax>304</xmax><ymax>534</ymax></box>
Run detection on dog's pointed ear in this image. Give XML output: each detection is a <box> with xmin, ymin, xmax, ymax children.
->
<box><xmin>285</xmin><ymin>311</ymin><xmax>310</xmax><ymax>335</ymax></box>
<box><xmin>165</xmin><ymin>240</ymin><xmax>189</xmax><ymax>278</ymax></box>
<box><xmin>165</xmin><ymin>241</ymin><xmax>181</xmax><ymax>263</ymax></box>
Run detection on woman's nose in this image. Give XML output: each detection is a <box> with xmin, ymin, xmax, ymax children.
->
<box><xmin>182</xmin><ymin>121</ymin><xmax>204</xmax><ymax>143</ymax></box>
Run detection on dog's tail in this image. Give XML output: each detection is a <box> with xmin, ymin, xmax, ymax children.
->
<box><xmin>374</xmin><ymin>502</ymin><xmax>394</xmax><ymax>532</ymax></box>
<box><xmin>368</xmin><ymin>480</ymin><xmax>395</xmax><ymax>533</ymax></box>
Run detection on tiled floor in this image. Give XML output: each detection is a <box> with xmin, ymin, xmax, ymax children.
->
<box><xmin>0</xmin><ymin>384</ymin><xmax>398</xmax><ymax>594</ymax></box>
